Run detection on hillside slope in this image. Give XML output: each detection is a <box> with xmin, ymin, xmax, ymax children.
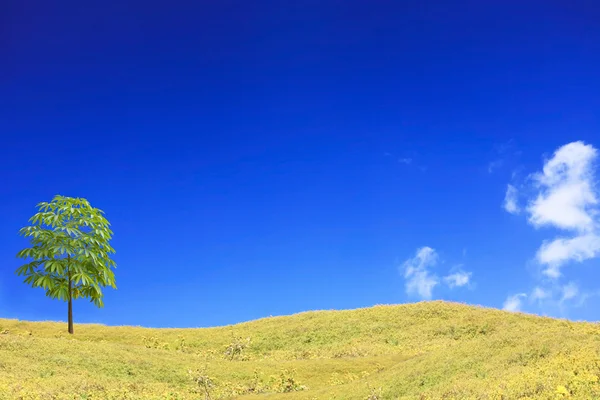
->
<box><xmin>1</xmin><ymin>301</ymin><xmax>600</xmax><ymax>399</ymax></box>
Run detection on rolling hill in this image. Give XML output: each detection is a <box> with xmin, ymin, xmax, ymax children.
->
<box><xmin>1</xmin><ymin>301</ymin><xmax>599</xmax><ymax>399</ymax></box>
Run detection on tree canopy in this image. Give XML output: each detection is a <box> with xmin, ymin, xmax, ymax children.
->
<box><xmin>16</xmin><ymin>195</ymin><xmax>116</xmax><ymax>333</ymax></box>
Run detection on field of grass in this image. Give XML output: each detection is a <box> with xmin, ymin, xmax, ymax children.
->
<box><xmin>1</xmin><ymin>301</ymin><xmax>600</xmax><ymax>399</ymax></box>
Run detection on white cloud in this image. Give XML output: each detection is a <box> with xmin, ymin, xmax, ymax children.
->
<box><xmin>506</xmin><ymin>141</ymin><xmax>600</xmax><ymax>278</ymax></box>
<box><xmin>503</xmin><ymin>184</ymin><xmax>520</xmax><ymax>214</ymax></box>
<box><xmin>403</xmin><ymin>247</ymin><xmax>439</xmax><ymax>300</ymax></box>
<box><xmin>527</xmin><ymin>141</ymin><xmax>598</xmax><ymax>232</ymax></box>
<box><xmin>398</xmin><ymin>158</ymin><xmax>412</xmax><ymax>165</ymax></box>
<box><xmin>536</xmin><ymin>234</ymin><xmax>600</xmax><ymax>278</ymax></box>
<box><xmin>443</xmin><ymin>270</ymin><xmax>472</xmax><ymax>288</ymax></box>
<box><xmin>529</xmin><ymin>183</ymin><xmax>597</xmax><ymax>232</ymax></box>
<box><xmin>503</xmin><ymin>293</ymin><xmax>527</xmax><ymax>312</ymax></box>
<box><xmin>501</xmin><ymin>141</ymin><xmax>600</xmax><ymax>314</ymax></box>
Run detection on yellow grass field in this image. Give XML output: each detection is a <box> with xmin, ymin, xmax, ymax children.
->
<box><xmin>1</xmin><ymin>301</ymin><xmax>600</xmax><ymax>400</ymax></box>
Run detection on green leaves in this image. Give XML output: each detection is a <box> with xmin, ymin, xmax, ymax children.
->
<box><xmin>15</xmin><ymin>195</ymin><xmax>117</xmax><ymax>308</ymax></box>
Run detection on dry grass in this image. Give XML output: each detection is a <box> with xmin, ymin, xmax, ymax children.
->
<box><xmin>1</xmin><ymin>301</ymin><xmax>600</xmax><ymax>399</ymax></box>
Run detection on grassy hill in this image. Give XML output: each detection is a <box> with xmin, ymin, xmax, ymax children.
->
<box><xmin>1</xmin><ymin>301</ymin><xmax>600</xmax><ymax>400</ymax></box>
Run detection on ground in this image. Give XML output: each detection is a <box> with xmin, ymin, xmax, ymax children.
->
<box><xmin>1</xmin><ymin>301</ymin><xmax>600</xmax><ymax>399</ymax></box>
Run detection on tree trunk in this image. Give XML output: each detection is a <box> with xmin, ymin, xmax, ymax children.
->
<box><xmin>68</xmin><ymin>279</ymin><xmax>73</xmax><ymax>334</ymax></box>
<box><xmin>67</xmin><ymin>256</ymin><xmax>74</xmax><ymax>334</ymax></box>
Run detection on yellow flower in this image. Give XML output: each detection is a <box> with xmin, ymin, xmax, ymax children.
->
<box><xmin>555</xmin><ymin>385</ymin><xmax>570</xmax><ymax>396</ymax></box>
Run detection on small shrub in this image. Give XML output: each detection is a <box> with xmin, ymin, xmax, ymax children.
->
<box><xmin>270</xmin><ymin>368</ymin><xmax>307</xmax><ymax>393</ymax></box>
<box><xmin>509</xmin><ymin>345</ymin><xmax>551</xmax><ymax>366</ymax></box>
<box><xmin>176</xmin><ymin>335</ymin><xmax>187</xmax><ymax>352</ymax></box>
<box><xmin>188</xmin><ymin>367</ymin><xmax>215</xmax><ymax>400</ymax></box>
<box><xmin>328</xmin><ymin>371</ymin><xmax>361</xmax><ymax>385</ymax></box>
<box><xmin>434</xmin><ymin>323</ymin><xmax>494</xmax><ymax>340</ymax></box>
<box><xmin>224</xmin><ymin>335</ymin><xmax>251</xmax><ymax>361</ymax></box>
<box><xmin>366</xmin><ymin>384</ymin><xmax>382</xmax><ymax>400</ymax></box>
<box><xmin>142</xmin><ymin>336</ymin><xmax>169</xmax><ymax>350</ymax></box>
<box><xmin>245</xmin><ymin>370</ymin><xmax>268</xmax><ymax>394</ymax></box>
<box><xmin>333</xmin><ymin>346</ymin><xmax>369</xmax><ymax>358</ymax></box>
<box><xmin>295</xmin><ymin>349</ymin><xmax>313</xmax><ymax>359</ymax></box>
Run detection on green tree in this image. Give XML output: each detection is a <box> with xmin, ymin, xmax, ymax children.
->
<box><xmin>16</xmin><ymin>195</ymin><xmax>116</xmax><ymax>334</ymax></box>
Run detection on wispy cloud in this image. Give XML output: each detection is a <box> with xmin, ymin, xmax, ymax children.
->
<box><xmin>403</xmin><ymin>247</ymin><xmax>439</xmax><ymax>300</ymax></box>
<box><xmin>384</xmin><ymin>151</ymin><xmax>425</xmax><ymax>170</ymax></box>
<box><xmin>488</xmin><ymin>139</ymin><xmax>519</xmax><ymax>174</ymax></box>
<box><xmin>526</xmin><ymin>282</ymin><xmax>594</xmax><ymax>312</ymax></box>
<box><xmin>503</xmin><ymin>293</ymin><xmax>527</xmax><ymax>312</ymax></box>
<box><xmin>443</xmin><ymin>270</ymin><xmax>472</xmax><ymax>288</ymax></box>
<box><xmin>560</xmin><ymin>282</ymin><xmax>579</xmax><ymax>303</ymax></box>
<box><xmin>488</xmin><ymin>160</ymin><xmax>504</xmax><ymax>174</ymax></box>
<box><xmin>496</xmin><ymin>139</ymin><xmax>517</xmax><ymax>154</ymax></box>
<box><xmin>402</xmin><ymin>248</ymin><xmax>474</xmax><ymax>299</ymax></box>
<box><xmin>503</xmin><ymin>184</ymin><xmax>520</xmax><ymax>214</ymax></box>
<box><xmin>530</xmin><ymin>286</ymin><xmax>551</xmax><ymax>303</ymax></box>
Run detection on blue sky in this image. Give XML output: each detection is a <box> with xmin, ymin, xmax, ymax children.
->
<box><xmin>2</xmin><ymin>1</ymin><xmax>600</xmax><ymax>328</ymax></box>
